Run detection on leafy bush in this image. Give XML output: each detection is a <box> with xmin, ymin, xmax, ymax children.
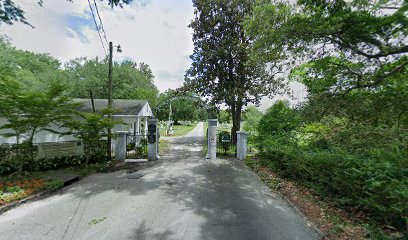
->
<box><xmin>257</xmin><ymin>100</ymin><xmax>300</xmax><ymax>136</ymax></box>
<box><xmin>259</xmin><ymin>132</ymin><xmax>408</xmax><ymax>230</ymax></box>
<box><xmin>36</xmin><ymin>156</ymin><xmax>84</xmax><ymax>170</ymax></box>
<box><xmin>0</xmin><ymin>160</ymin><xmax>19</xmax><ymax>176</ymax></box>
<box><xmin>255</xmin><ymin>102</ymin><xmax>408</xmax><ymax>231</ymax></box>
<box><xmin>243</xmin><ymin>106</ymin><xmax>263</xmax><ymax>135</ymax></box>
<box><xmin>45</xmin><ymin>180</ymin><xmax>64</xmax><ymax>191</ymax></box>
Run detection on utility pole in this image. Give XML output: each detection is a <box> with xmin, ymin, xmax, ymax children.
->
<box><xmin>107</xmin><ymin>41</ymin><xmax>113</xmax><ymax>158</ymax></box>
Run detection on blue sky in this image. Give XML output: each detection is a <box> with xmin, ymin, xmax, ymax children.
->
<box><xmin>65</xmin><ymin>15</ymin><xmax>94</xmax><ymax>42</ymax></box>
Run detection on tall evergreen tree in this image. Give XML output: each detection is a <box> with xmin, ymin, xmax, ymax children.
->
<box><xmin>186</xmin><ymin>0</ymin><xmax>279</xmax><ymax>143</ymax></box>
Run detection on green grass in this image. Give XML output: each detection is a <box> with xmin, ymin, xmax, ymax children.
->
<box><xmin>160</xmin><ymin>122</ymin><xmax>198</xmax><ymax>137</ymax></box>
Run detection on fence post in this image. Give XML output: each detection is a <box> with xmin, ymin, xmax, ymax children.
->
<box><xmin>208</xmin><ymin>126</ymin><xmax>217</xmax><ymax>160</ymax></box>
<box><xmin>206</xmin><ymin>119</ymin><xmax>218</xmax><ymax>159</ymax></box>
<box><xmin>236</xmin><ymin>131</ymin><xmax>249</xmax><ymax>160</ymax></box>
<box><xmin>147</xmin><ymin>118</ymin><xmax>158</xmax><ymax>161</ymax></box>
<box><xmin>156</xmin><ymin>127</ymin><xmax>160</xmax><ymax>159</ymax></box>
<box><xmin>115</xmin><ymin>131</ymin><xmax>127</xmax><ymax>161</ymax></box>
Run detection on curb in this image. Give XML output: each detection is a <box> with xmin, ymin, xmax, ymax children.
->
<box><xmin>0</xmin><ymin>175</ymin><xmax>80</xmax><ymax>215</ymax></box>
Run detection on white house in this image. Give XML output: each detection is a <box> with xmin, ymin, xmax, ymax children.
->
<box><xmin>0</xmin><ymin>98</ymin><xmax>153</xmax><ymax>144</ymax></box>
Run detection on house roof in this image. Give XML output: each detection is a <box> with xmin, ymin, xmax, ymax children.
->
<box><xmin>73</xmin><ymin>98</ymin><xmax>149</xmax><ymax>116</ymax></box>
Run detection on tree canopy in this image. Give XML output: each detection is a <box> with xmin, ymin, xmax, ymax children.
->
<box><xmin>65</xmin><ymin>57</ymin><xmax>158</xmax><ymax>106</ymax></box>
<box><xmin>0</xmin><ymin>38</ymin><xmax>159</xmax><ymax>145</ymax></box>
<box><xmin>155</xmin><ymin>89</ymin><xmax>207</xmax><ymax>122</ymax></box>
<box><xmin>244</xmin><ymin>1</ymin><xmax>408</xmax><ymax>234</ymax></box>
<box><xmin>245</xmin><ymin>0</ymin><xmax>408</xmax><ymax>94</ymax></box>
<box><xmin>245</xmin><ymin>0</ymin><xmax>408</xmax><ymax>129</ymax></box>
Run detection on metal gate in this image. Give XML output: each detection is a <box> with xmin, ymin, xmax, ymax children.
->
<box><xmin>217</xmin><ymin>131</ymin><xmax>236</xmax><ymax>157</ymax></box>
<box><xmin>126</xmin><ymin>133</ymin><xmax>148</xmax><ymax>159</ymax></box>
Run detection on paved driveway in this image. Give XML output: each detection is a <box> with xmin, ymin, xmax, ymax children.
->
<box><xmin>0</xmin><ymin>122</ymin><xmax>319</xmax><ymax>240</ymax></box>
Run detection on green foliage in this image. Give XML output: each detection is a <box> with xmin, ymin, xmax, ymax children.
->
<box><xmin>65</xmin><ymin>58</ymin><xmax>158</xmax><ymax>106</ymax></box>
<box><xmin>0</xmin><ymin>38</ymin><xmax>77</xmax><ymax>151</ymax></box>
<box><xmin>257</xmin><ymin>101</ymin><xmax>300</xmax><ymax>136</ymax></box>
<box><xmin>44</xmin><ymin>180</ymin><xmax>64</xmax><ymax>191</ymax></box>
<box><xmin>242</xmin><ymin>106</ymin><xmax>263</xmax><ymax>136</ymax></box>
<box><xmin>246</xmin><ymin>0</ymin><xmax>408</xmax><ymax>94</ymax></box>
<box><xmin>186</xmin><ymin>0</ymin><xmax>281</xmax><ymax>142</ymax></box>
<box><xmin>246</xmin><ymin>2</ymin><xmax>408</xmax><ymax>233</ymax></box>
<box><xmin>155</xmin><ymin>90</ymin><xmax>207</xmax><ymax>122</ymax></box>
<box><xmin>36</xmin><ymin>156</ymin><xmax>82</xmax><ymax>170</ymax></box>
<box><xmin>65</xmin><ymin>109</ymin><xmax>118</xmax><ymax>164</ymax></box>
<box><xmin>0</xmin><ymin>143</ymin><xmax>34</xmax><ymax>175</ymax></box>
<box><xmin>218</xmin><ymin>110</ymin><xmax>231</xmax><ymax>124</ymax></box>
<box><xmin>6</xmin><ymin>185</ymin><xmax>21</xmax><ymax>193</ymax></box>
<box><xmin>263</xmin><ymin>144</ymin><xmax>408</xmax><ymax>228</ymax></box>
<box><xmin>256</xmin><ymin>102</ymin><xmax>408</xmax><ymax>231</ymax></box>
<box><xmin>0</xmin><ymin>159</ymin><xmax>18</xmax><ymax>176</ymax></box>
<box><xmin>0</xmin><ymin>78</ymin><xmax>76</xmax><ymax>145</ymax></box>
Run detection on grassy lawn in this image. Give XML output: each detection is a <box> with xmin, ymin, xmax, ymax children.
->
<box><xmin>160</xmin><ymin>122</ymin><xmax>198</xmax><ymax>137</ymax></box>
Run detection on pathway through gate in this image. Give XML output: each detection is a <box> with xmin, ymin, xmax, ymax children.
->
<box><xmin>0</xmin><ymin>122</ymin><xmax>319</xmax><ymax>240</ymax></box>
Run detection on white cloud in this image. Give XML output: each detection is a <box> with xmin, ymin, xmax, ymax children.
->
<box><xmin>0</xmin><ymin>0</ymin><xmax>194</xmax><ymax>92</ymax></box>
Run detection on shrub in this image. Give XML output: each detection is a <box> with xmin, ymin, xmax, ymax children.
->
<box><xmin>257</xmin><ymin>100</ymin><xmax>300</xmax><ymax>136</ymax></box>
<box><xmin>45</xmin><ymin>180</ymin><xmax>64</xmax><ymax>191</ymax></box>
<box><xmin>243</xmin><ymin>106</ymin><xmax>263</xmax><ymax>136</ymax></box>
<box><xmin>260</xmin><ymin>135</ymin><xmax>408</xmax><ymax>229</ymax></box>
<box><xmin>255</xmin><ymin>101</ymin><xmax>408</xmax><ymax>230</ymax></box>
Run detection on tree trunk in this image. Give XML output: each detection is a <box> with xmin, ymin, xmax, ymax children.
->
<box><xmin>231</xmin><ymin>102</ymin><xmax>242</xmax><ymax>145</ymax></box>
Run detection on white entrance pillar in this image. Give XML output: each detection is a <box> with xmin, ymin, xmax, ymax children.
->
<box><xmin>147</xmin><ymin>119</ymin><xmax>158</xmax><ymax>161</ymax></box>
<box><xmin>236</xmin><ymin>131</ymin><xmax>249</xmax><ymax>160</ymax></box>
<box><xmin>206</xmin><ymin>119</ymin><xmax>218</xmax><ymax>159</ymax></box>
<box><xmin>208</xmin><ymin>126</ymin><xmax>217</xmax><ymax>160</ymax></box>
<box><xmin>115</xmin><ymin>131</ymin><xmax>127</xmax><ymax>161</ymax></box>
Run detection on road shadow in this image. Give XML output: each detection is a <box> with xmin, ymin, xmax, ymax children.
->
<box><xmin>47</xmin><ymin>135</ymin><xmax>317</xmax><ymax>240</ymax></box>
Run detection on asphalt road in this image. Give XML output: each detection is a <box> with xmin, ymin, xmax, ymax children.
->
<box><xmin>0</xmin><ymin>122</ymin><xmax>319</xmax><ymax>240</ymax></box>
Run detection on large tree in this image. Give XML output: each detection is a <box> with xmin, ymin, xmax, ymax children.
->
<box><xmin>64</xmin><ymin>57</ymin><xmax>158</xmax><ymax>106</ymax></box>
<box><xmin>0</xmin><ymin>38</ymin><xmax>76</xmax><ymax>146</ymax></box>
<box><xmin>155</xmin><ymin>89</ymin><xmax>208</xmax><ymax>122</ymax></box>
<box><xmin>186</xmin><ymin>0</ymin><xmax>279</xmax><ymax>143</ymax></box>
<box><xmin>245</xmin><ymin>0</ymin><xmax>408</xmax><ymax>94</ymax></box>
<box><xmin>245</xmin><ymin>0</ymin><xmax>408</xmax><ymax>128</ymax></box>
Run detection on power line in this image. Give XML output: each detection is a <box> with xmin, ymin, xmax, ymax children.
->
<box><xmin>87</xmin><ymin>0</ymin><xmax>107</xmax><ymax>54</ymax></box>
<box><xmin>92</xmin><ymin>0</ymin><xmax>109</xmax><ymax>46</ymax></box>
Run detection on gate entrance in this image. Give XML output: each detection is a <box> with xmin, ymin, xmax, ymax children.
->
<box><xmin>126</xmin><ymin>133</ymin><xmax>148</xmax><ymax>159</ymax></box>
<box><xmin>217</xmin><ymin>131</ymin><xmax>236</xmax><ymax>157</ymax></box>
